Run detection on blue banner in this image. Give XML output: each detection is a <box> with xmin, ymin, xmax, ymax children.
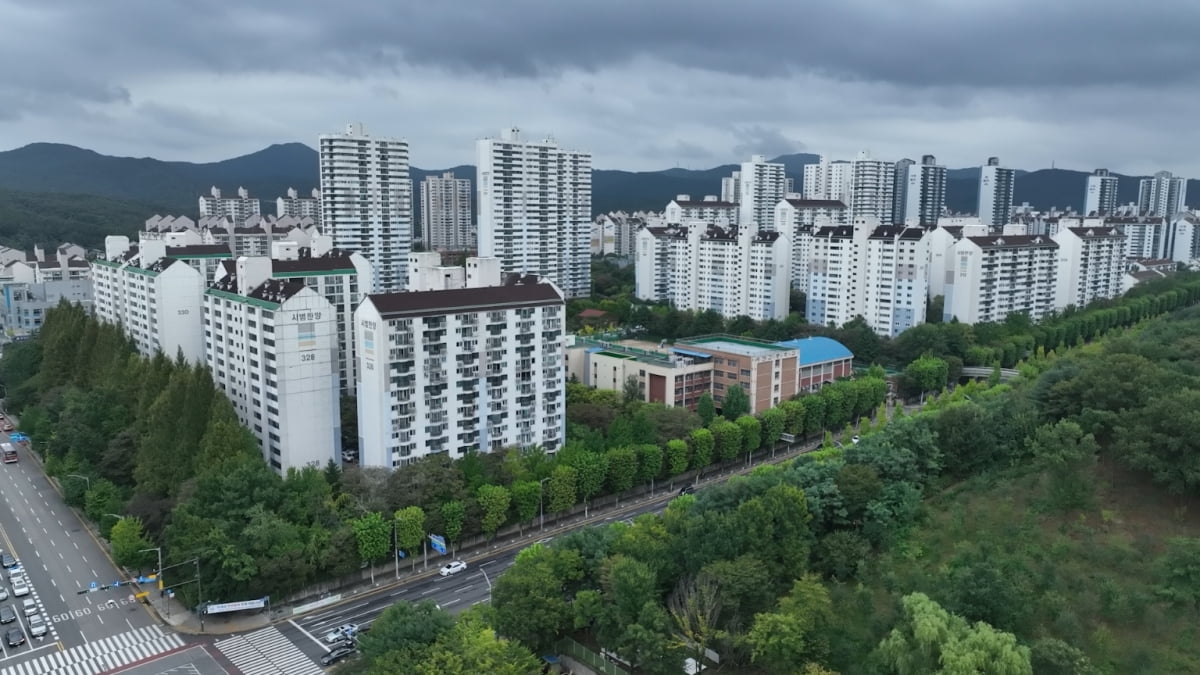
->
<box><xmin>429</xmin><ymin>534</ymin><xmax>447</xmax><ymax>555</ymax></box>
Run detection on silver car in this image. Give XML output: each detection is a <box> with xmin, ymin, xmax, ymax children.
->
<box><xmin>11</xmin><ymin>577</ymin><xmax>28</xmax><ymax>597</ymax></box>
<box><xmin>27</xmin><ymin>614</ymin><xmax>46</xmax><ymax>638</ymax></box>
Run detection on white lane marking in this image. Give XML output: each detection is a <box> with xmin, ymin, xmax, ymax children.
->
<box><xmin>57</xmin><ymin>553</ymin><xmax>63</xmax><ymax>560</ymax></box>
<box><xmin>419</xmin><ymin>588</ymin><xmax>436</xmax><ymax>596</ymax></box>
<box><xmin>66</xmin><ymin>565</ymin><xmax>72</xmax><ymax>574</ymax></box>
<box><xmin>289</xmin><ymin>618</ymin><xmax>330</xmax><ymax>650</ymax></box>
<box><xmin>91</xmin><ymin>569</ymin><xmax>97</xmax><ymax>578</ymax></box>
<box><xmin>73</xmin><ymin>543</ymin><xmax>78</xmax><ymax>550</ymax></box>
<box><xmin>126</xmin><ymin>617</ymin><xmax>134</xmax><ymax>630</ymax></box>
<box><xmin>441</xmin><ymin>598</ymin><xmax>460</xmax><ymax>607</ymax></box>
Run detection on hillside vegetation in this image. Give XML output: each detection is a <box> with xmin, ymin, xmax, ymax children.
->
<box><xmin>0</xmin><ymin>188</ymin><xmax>168</xmax><ymax>250</ymax></box>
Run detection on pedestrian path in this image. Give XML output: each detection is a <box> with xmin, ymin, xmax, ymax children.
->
<box><xmin>214</xmin><ymin>626</ymin><xmax>323</xmax><ymax>675</ymax></box>
<box><xmin>0</xmin><ymin>625</ymin><xmax>184</xmax><ymax>675</ymax></box>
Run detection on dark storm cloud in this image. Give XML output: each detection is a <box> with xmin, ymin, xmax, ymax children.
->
<box><xmin>732</xmin><ymin>126</ymin><xmax>805</xmax><ymax>158</ymax></box>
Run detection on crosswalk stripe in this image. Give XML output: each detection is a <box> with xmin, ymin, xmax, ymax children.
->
<box><xmin>0</xmin><ymin>625</ymin><xmax>186</xmax><ymax>675</ymax></box>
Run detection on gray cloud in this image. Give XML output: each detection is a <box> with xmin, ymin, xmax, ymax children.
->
<box><xmin>0</xmin><ymin>0</ymin><xmax>1197</xmax><ymax>176</ymax></box>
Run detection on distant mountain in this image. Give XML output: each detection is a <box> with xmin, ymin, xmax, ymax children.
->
<box><xmin>0</xmin><ymin>144</ymin><xmax>1194</xmax><ymax>230</ymax></box>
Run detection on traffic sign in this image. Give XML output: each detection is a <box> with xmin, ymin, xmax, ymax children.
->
<box><xmin>89</xmin><ymin>582</ymin><xmax>97</xmax><ymax>590</ymax></box>
<box><xmin>429</xmin><ymin>534</ymin><xmax>447</xmax><ymax>555</ymax></box>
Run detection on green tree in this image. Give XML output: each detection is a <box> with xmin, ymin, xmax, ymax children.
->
<box><xmin>440</xmin><ymin>500</ymin><xmax>466</xmax><ymax>555</ymax></box>
<box><xmin>816</xmin><ymin>529</ymin><xmax>871</xmax><ymax>580</ymax></box>
<box><xmin>1030</xmin><ymin>419</ymin><xmax>1098</xmax><ymax>511</ymax></box>
<box><xmin>564</xmin><ymin>450</ymin><xmax>607</xmax><ymax>515</ymax></box>
<box><xmin>835</xmin><ymin>463</ymin><xmax>883</xmax><ymax>521</ymax></box>
<box><xmin>109</xmin><ymin>517</ymin><xmax>154</xmax><ymax>570</ymax></box>
<box><xmin>667</xmin><ymin>574</ymin><xmax>726</xmax><ymax>670</ymax></box>
<box><xmin>779</xmin><ymin>400</ymin><xmax>806</xmax><ymax>436</ymax></box>
<box><xmin>547</xmin><ymin>465</ymin><xmax>578</xmax><ymax>515</ymax></box>
<box><xmin>902</xmin><ymin>354</ymin><xmax>950</xmax><ymax>397</ymax></box>
<box><xmin>666</xmin><ymin>439</ymin><xmax>690</xmax><ymax>476</ymax></box>
<box><xmin>710</xmin><ymin>419</ymin><xmax>742</xmax><ymax>462</ymax></box>
<box><xmin>735</xmin><ymin>414</ymin><xmax>762</xmax><ymax>455</ymax></box>
<box><xmin>874</xmin><ymin>593</ymin><xmax>1032</xmax><ymax>675</ymax></box>
<box><xmin>759</xmin><ymin>407</ymin><xmax>786</xmax><ymax>448</ymax></box>
<box><xmin>353</xmin><ymin>511</ymin><xmax>391</xmax><ymax>584</ymax></box>
<box><xmin>1029</xmin><ymin>638</ymin><xmax>1099</xmax><ymax>675</ymax></box>
<box><xmin>394</xmin><ymin>506</ymin><xmax>427</xmax><ymax>572</ymax></box>
<box><xmin>721</xmin><ymin>385</ymin><xmax>750</xmax><ymax>419</ymax></box>
<box><xmin>689</xmin><ymin>428</ymin><xmax>714</xmax><ymax>469</ymax></box>
<box><xmin>509</xmin><ymin>482</ymin><xmax>540</xmax><ymax>535</ymax></box>
<box><xmin>357</xmin><ymin>600</ymin><xmax>455</xmax><ymax>664</ymax></box>
<box><xmin>1154</xmin><ymin>537</ymin><xmax>1200</xmax><ymax>610</ymax></box>
<box><xmin>606</xmin><ymin>446</ymin><xmax>639</xmax><ymax>496</ymax></box>
<box><xmin>697</xmin><ymin>393</ymin><xmax>716</xmax><ymax>425</ymax></box>
<box><xmin>476</xmin><ymin>484</ymin><xmax>512</xmax><ymax>540</ymax></box>
<box><xmin>745</xmin><ymin>575</ymin><xmax>833</xmax><ymax>672</ymax></box>
<box><xmin>492</xmin><ymin>545</ymin><xmax>584</xmax><ymax>653</ymax></box>
<box><xmin>84</xmin><ymin>478</ymin><xmax>124</xmax><ymax>532</ymax></box>
<box><xmin>636</xmin><ymin>444</ymin><xmax>664</xmax><ymax>485</ymax></box>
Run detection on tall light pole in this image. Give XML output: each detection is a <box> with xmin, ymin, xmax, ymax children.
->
<box><xmin>538</xmin><ymin>477</ymin><xmax>551</xmax><ymax>532</ymax></box>
<box><xmin>140</xmin><ymin>546</ymin><xmax>163</xmax><ymax>614</ymax></box>
<box><xmin>479</xmin><ymin>566</ymin><xmax>492</xmax><ymax>591</ymax></box>
<box><xmin>66</xmin><ymin>474</ymin><xmax>90</xmax><ymax>490</ymax></box>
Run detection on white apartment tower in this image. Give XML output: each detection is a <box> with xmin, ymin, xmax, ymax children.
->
<box><xmin>893</xmin><ymin>158</ymin><xmax>915</xmax><ymax>225</ymax></box>
<box><xmin>476</xmin><ymin>128</ymin><xmax>592</xmax><ymax>298</ymax></box>
<box><xmin>355</xmin><ymin>278</ymin><xmax>567</xmax><ymax>468</ymax></box>
<box><xmin>1052</xmin><ymin>226</ymin><xmax>1127</xmax><ymax>310</ymax></box>
<box><xmin>926</xmin><ymin>224</ymin><xmax>989</xmax><ymax>298</ymax></box>
<box><xmin>738</xmin><ymin>155</ymin><xmax>788</xmax><ymax>230</ymax></box>
<box><xmin>721</xmin><ymin>171</ymin><xmax>741</xmax><ymax>204</ymax></box>
<box><xmin>774</xmin><ymin>198</ymin><xmax>849</xmax><ymax>289</ymax></box>
<box><xmin>665</xmin><ymin>196</ymin><xmax>738</xmax><ymax>226</ymax></box>
<box><xmin>421</xmin><ymin>172</ymin><xmax>474</xmax><ymax>251</ymax></box>
<box><xmin>634</xmin><ymin>224</ymin><xmax>791</xmax><ymax>321</ymax></box>
<box><xmin>904</xmin><ymin>154</ymin><xmax>947</xmax><ymax>227</ymax></box>
<box><xmin>805</xmin><ymin>219</ymin><xmax>928</xmax><ymax>336</ymax></box>
<box><xmin>199</xmin><ymin>186</ymin><xmax>262</xmax><ymax>222</ymax></box>
<box><xmin>944</xmin><ymin>235</ymin><xmax>1059</xmax><ymax>325</ymax></box>
<box><xmin>978</xmin><ymin>157</ymin><xmax>1016</xmax><ymax>227</ymax></box>
<box><xmin>319</xmin><ymin>123</ymin><xmax>413</xmax><ymax>292</ymax></box>
<box><xmin>276</xmin><ymin>188</ymin><xmax>322</xmax><ymax>226</ymax></box>
<box><xmin>1138</xmin><ymin>171</ymin><xmax>1188</xmax><ymax>217</ymax></box>
<box><xmin>205</xmin><ymin>265</ymin><xmax>340</xmax><ymax>475</ymax></box>
<box><xmin>1084</xmin><ymin>168</ymin><xmax>1119</xmax><ymax>216</ymax></box>
<box><xmin>91</xmin><ymin>236</ymin><xmax>206</xmax><ymax>363</ymax></box>
<box><xmin>806</xmin><ymin>152</ymin><xmax>896</xmax><ymax>224</ymax></box>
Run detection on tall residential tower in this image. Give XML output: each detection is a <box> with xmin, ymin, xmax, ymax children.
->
<box><xmin>420</xmin><ymin>172</ymin><xmax>474</xmax><ymax>250</ymax></box>
<box><xmin>1083</xmin><ymin>168</ymin><xmax>1119</xmax><ymax>216</ymax></box>
<box><xmin>978</xmin><ymin>157</ymin><xmax>1016</xmax><ymax>227</ymax></box>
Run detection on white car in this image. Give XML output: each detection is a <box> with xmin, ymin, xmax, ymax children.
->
<box><xmin>27</xmin><ymin>614</ymin><xmax>46</xmax><ymax>638</ymax></box>
<box><xmin>323</xmin><ymin>623</ymin><xmax>358</xmax><ymax>643</ymax></box>
<box><xmin>0</xmin><ymin>586</ymin><xmax>8</xmax><ymax>601</ymax></box>
<box><xmin>11</xmin><ymin>577</ymin><xmax>28</xmax><ymax>597</ymax></box>
<box><xmin>21</xmin><ymin>598</ymin><xmax>36</xmax><ymax>616</ymax></box>
<box><xmin>438</xmin><ymin>560</ymin><xmax>467</xmax><ymax>577</ymax></box>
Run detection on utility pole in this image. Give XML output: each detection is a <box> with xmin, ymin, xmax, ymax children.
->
<box><xmin>139</xmin><ymin>547</ymin><xmax>163</xmax><ymax>617</ymax></box>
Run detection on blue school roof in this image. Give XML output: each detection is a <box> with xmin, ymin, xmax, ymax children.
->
<box><xmin>774</xmin><ymin>337</ymin><xmax>854</xmax><ymax>366</ymax></box>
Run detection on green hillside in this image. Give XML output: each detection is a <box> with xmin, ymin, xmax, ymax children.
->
<box><xmin>0</xmin><ymin>188</ymin><xmax>171</xmax><ymax>251</ymax></box>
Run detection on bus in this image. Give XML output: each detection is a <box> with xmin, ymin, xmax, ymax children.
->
<box><xmin>2</xmin><ymin>443</ymin><xmax>16</xmax><ymax>464</ymax></box>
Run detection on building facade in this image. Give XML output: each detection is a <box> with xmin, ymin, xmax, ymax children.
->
<box><xmin>664</xmin><ymin>196</ymin><xmax>738</xmax><ymax>226</ymax></box>
<box><xmin>904</xmin><ymin>154</ymin><xmax>947</xmax><ymax>227</ymax></box>
<box><xmin>774</xmin><ymin>198</ymin><xmax>848</xmax><ymax>289</ymax></box>
<box><xmin>566</xmin><ymin>339</ymin><xmax>714</xmax><ymax>411</ymax></box>
<box><xmin>1138</xmin><ymin>171</ymin><xmax>1188</xmax><ymax>217</ymax></box>
<box><xmin>1051</xmin><ymin>226</ymin><xmax>1127</xmax><ymax>310</ymax></box>
<box><xmin>978</xmin><ymin>157</ymin><xmax>1016</xmax><ymax>227</ymax></box>
<box><xmin>199</xmin><ymin>187</ymin><xmax>261</xmax><ymax>222</ymax></box>
<box><xmin>634</xmin><ymin>224</ymin><xmax>791</xmax><ymax>321</ymax></box>
<box><xmin>476</xmin><ymin>127</ymin><xmax>592</xmax><ymax>299</ymax></box>
<box><xmin>944</xmin><ymin>235</ymin><xmax>1059</xmax><ymax>324</ymax></box>
<box><xmin>0</xmin><ymin>279</ymin><xmax>93</xmax><ymax>340</ymax></box>
<box><xmin>276</xmin><ymin>187</ymin><xmax>322</xmax><ymax>226</ymax></box>
<box><xmin>805</xmin><ymin>219</ymin><xmax>929</xmax><ymax>336</ymax></box>
<box><xmin>319</xmin><ymin>122</ymin><xmax>413</xmax><ymax>292</ymax></box>
<box><xmin>421</xmin><ymin>172</ymin><xmax>474</xmax><ymax>251</ymax></box>
<box><xmin>1084</xmin><ymin>168</ymin><xmax>1120</xmax><ymax>216</ymax></box>
<box><xmin>738</xmin><ymin>155</ymin><xmax>788</xmax><ymax>230</ymax></box>
<box><xmin>720</xmin><ymin>171</ymin><xmax>741</xmax><ymax>204</ymax></box>
<box><xmin>205</xmin><ymin>266</ymin><xmax>341</xmax><ymax>475</ymax></box>
<box><xmin>774</xmin><ymin>336</ymin><xmax>855</xmax><ymax>392</ymax></box>
<box><xmin>677</xmin><ymin>336</ymin><xmax>798</xmax><ymax>414</ymax></box>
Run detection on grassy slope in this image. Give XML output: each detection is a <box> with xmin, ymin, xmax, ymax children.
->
<box><xmin>854</xmin><ymin>457</ymin><xmax>1200</xmax><ymax>673</ymax></box>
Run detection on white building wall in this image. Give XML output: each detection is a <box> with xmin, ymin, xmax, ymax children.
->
<box><xmin>1051</xmin><ymin>228</ymin><xmax>1128</xmax><ymax>310</ymax></box>
<box><xmin>738</xmin><ymin>156</ymin><xmax>787</xmax><ymax>230</ymax></box>
<box><xmin>319</xmin><ymin>123</ymin><xmax>413</xmax><ymax>292</ymax></box>
<box><xmin>421</xmin><ymin>172</ymin><xmax>474</xmax><ymax>250</ymax></box>
<box><xmin>945</xmin><ymin>237</ymin><xmax>1058</xmax><ymax>324</ymax></box>
<box><xmin>91</xmin><ymin>253</ymin><xmax>205</xmax><ymax>363</ymax></box>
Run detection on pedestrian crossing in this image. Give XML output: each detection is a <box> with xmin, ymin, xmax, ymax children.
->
<box><xmin>214</xmin><ymin>626</ymin><xmax>323</xmax><ymax>675</ymax></box>
<box><xmin>0</xmin><ymin>625</ymin><xmax>184</xmax><ymax>675</ymax></box>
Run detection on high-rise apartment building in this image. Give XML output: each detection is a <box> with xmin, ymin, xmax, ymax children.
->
<box><xmin>276</xmin><ymin>187</ymin><xmax>322</xmax><ymax>226</ymax></box>
<box><xmin>635</xmin><ymin>224</ymin><xmax>791</xmax><ymax>322</ymax></box>
<box><xmin>944</xmin><ymin>235</ymin><xmax>1059</xmax><ymax>324</ymax></box>
<box><xmin>590</xmin><ymin>212</ymin><xmax>643</xmax><ymax>257</ymax></box>
<box><xmin>804</xmin><ymin>219</ymin><xmax>928</xmax><ymax>336</ymax></box>
<box><xmin>205</xmin><ymin>261</ymin><xmax>341</xmax><ymax>475</ymax></box>
<box><xmin>1083</xmin><ymin>168</ymin><xmax>1120</xmax><ymax>216</ymax></box>
<box><xmin>978</xmin><ymin>157</ymin><xmax>1016</xmax><ymax>227</ymax></box>
<box><xmin>476</xmin><ymin>127</ymin><xmax>592</xmax><ymax>298</ymax></box>
<box><xmin>199</xmin><ymin>186</ymin><xmax>261</xmax><ymax>222</ymax></box>
<box><xmin>405</xmin><ymin>251</ymin><xmax>502</xmax><ymax>292</ymax></box>
<box><xmin>1138</xmin><ymin>171</ymin><xmax>1189</xmax><ymax>217</ymax></box>
<box><xmin>774</xmin><ymin>198</ymin><xmax>848</xmax><ymax>289</ymax></box>
<box><xmin>355</xmin><ymin>277</ymin><xmax>567</xmax><ymax>468</ymax></box>
<box><xmin>721</xmin><ymin>171</ymin><xmax>741</xmax><ymax>204</ymax></box>
<box><xmin>926</xmin><ymin>224</ymin><xmax>989</xmax><ymax>298</ymax></box>
<box><xmin>319</xmin><ymin>123</ymin><xmax>413</xmax><ymax>292</ymax></box>
<box><xmin>805</xmin><ymin>152</ymin><xmax>895</xmax><ymax>223</ymax></box>
<box><xmin>1051</xmin><ymin>226</ymin><xmax>1127</xmax><ymax>310</ymax></box>
<box><xmin>904</xmin><ymin>155</ymin><xmax>947</xmax><ymax>227</ymax></box>
<box><xmin>665</xmin><ymin>196</ymin><xmax>738</xmax><ymax>226</ymax></box>
<box><xmin>738</xmin><ymin>155</ymin><xmax>788</xmax><ymax>230</ymax></box>
<box><xmin>92</xmin><ymin>236</ymin><xmax>206</xmax><ymax>363</ymax></box>
<box><xmin>893</xmin><ymin>158</ymin><xmax>915</xmax><ymax>225</ymax></box>
<box><xmin>420</xmin><ymin>172</ymin><xmax>474</xmax><ymax>251</ymax></box>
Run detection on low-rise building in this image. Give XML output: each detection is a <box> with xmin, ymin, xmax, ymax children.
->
<box><xmin>355</xmin><ymin>276</ymin><xmax>567</xmax><ymax>468</ymax></box>
<box><xmin>205</xmin><ymin>261</ymin><xmax>341</xmax><ymax>475</ymax></box>
<box><xmin>566</xmin><ymin>338</ymin><xmax>714</xmax><ymax>410</ymax></box>
<box><xmin>774</xmin><ymin>336</ymin><xmax>855</xmax><ymax>392</ymax></box>
<box><xmin>0</xmin><ymin>279</ymin><xmax>93</xmax><ymax>340</ymax></box>
<box><xmin>676</xmin><ymin>336</ymin><xmax>798</xmax><ymax>414</ymax></box>
<box><xmin>1051</xmin><ymin>226</ymin><xmax>1127</xmax><ymax>310</ymax></box>
<box><xmin>405</xmin><ymin>251</ymin><xmax>502</xmax><ymax>292</ymax></box>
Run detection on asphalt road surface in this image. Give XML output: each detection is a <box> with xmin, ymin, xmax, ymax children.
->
<box><xmin>0</xmin><ymin>432</ymin><xmax>160</xmax><ymax>672</ymax></box>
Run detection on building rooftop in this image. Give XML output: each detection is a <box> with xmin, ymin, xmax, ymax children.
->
<box><xmin>674</xmin><ymin>199</ymin><xmax>737</xmax><ymax>208</ymax></box>
<box><xmin>167</xmin><ymin>244</ymin><xmax>233</xmax><ymax>257</ymax></box>
<box><xmin>368</xmin><ymin>279</ymin><xmax>562</xmax><ymax>319</ymax></box>
<box><xmin>968</xmin><ymin>235</ymin><xmax>1058</xmax><ymax>249</ymax></box>
<box><xmin>272</xmin><ymin>250</ymin><xmax>358</xmax><ymax>274</ymax></box>
<box><xmin>774</xmin><ymin>336</ymin><xmax>854</xmax><ymax>365</ymax></box>
<box><xmin>1067</xmin><ymin>227</ymin><xmax>1123</xmax><ymax>238</ymax></box>
<box><xmin>784</xmin><ymin>198</ymin><xmax>846</xmax><ymax>209</ymax></box>
<box><xmin>682</xmin><ymin>335</ymin><xmax>791</xmax><ymax>358</ymax></box>
<box><xmin>249</xmin><ymin>278</ymin><xmax>307</xmax><ymax>304</ymax></box>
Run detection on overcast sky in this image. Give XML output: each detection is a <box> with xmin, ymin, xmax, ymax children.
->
<box><xmin>1</xmin><ymin>0</ymin><xmax>1197</xmax><ymax>175</ymax></box>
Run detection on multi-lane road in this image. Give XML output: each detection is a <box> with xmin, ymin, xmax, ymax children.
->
<box><xmin>0</xmin><ymin>429</ymin><xmax>184</xmax><ymax>674</ymax></box>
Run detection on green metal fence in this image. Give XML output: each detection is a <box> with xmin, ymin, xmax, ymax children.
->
<box><xmin>558</xmin><ymin>636</ymin><xmax>630</xmax><ymax>675</ymax></box>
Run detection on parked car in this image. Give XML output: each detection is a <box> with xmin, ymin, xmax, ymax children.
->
<box><xmin>5</xmin><ymin>627</ymin><xmax>23</xmax><ymax>647</ymax></box>
<box><xmin>678</xmin><ymin>484</ymin><xmax>695</xmax><ymax>496</ymax></box>
<box><xmin>11</xmin><ymin>576</ymin><xmax>29</xmax><ymax>597</ymax></box>
<box><xmin>21</xmin><ymin>598</ymin><xmax>36</xmax><ymax>616</ymax></box>
<box><xmin>0</xmin><ymin>553</ymin><xmax>16</xmax><ymax>569</ymax></box>
<box><xmin>0</xmin><ymin>606</ymin><xmax>15</xmax><ymax>624</ymax></box>
<box><xmin>326</xmin><ymin>637</ymin><xmax>356</xmax><ymax>651</ymax></box>
<box><xmin>320</xmin><ymin>645</ymin><xmax>356</xmax><ymax>666</ymax></box>
<box><xmin>323</xmin><ymin>624</ymin><xmax>359</xmax><ymax>643</ymax></box>
<box><xmin>438</xmin><ymin>560</ymin><xmax>467</xmax><ymax>577</ymax></box>
<box><xmin>7</xmin><ymin>565</ymin><xmax>22</xmax><ymax>581</ymax></box>
<box><xmin>0</xmin><ymin>585</ymin><xmax>9</xmax><ymax>601</ymax></box>
<box><xmin>28</xmin><ymin>614</ymin><xmax>46</xmax><ymax>638</ymax></box>
<box><xmin>1</xmin><ymin>421</ymin><xmax>14</xmax><ymax>432</ymax></box>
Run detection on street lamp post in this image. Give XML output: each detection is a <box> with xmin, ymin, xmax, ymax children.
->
<box><xmin>66</xmin><ymin>474</ymin><xmax>90</xmax><ymax>490</ymax></box>
<box><xmin>140</xmin><ymin>547</ymin><xmax>163</xmax><ymax>615</ymax></box>
<box><xmin>479</xmin><ymin>566</ymin><xmax>492</xmax><ymax>591</ymax></box>
<box><xmin>538</xmin><ymin>477</ymin><xmax>551</xmax><ymax>532</ymax></box>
